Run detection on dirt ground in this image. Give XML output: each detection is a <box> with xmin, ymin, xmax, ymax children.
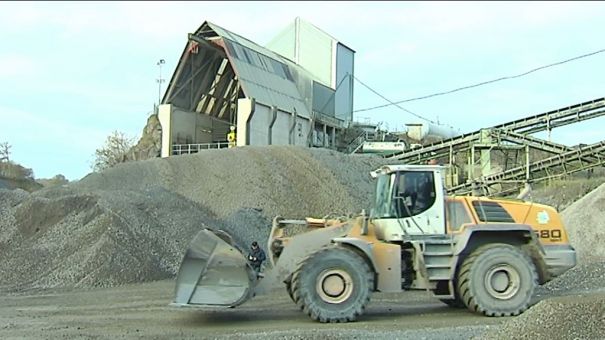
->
<box><xmin>2</xmin><ymin>279</ymin><xmax>604</xmax><ymax>340</ymax></box>
<box><xmin>0</xmin><ymin>280</ymin><xmax>507</xmax><ymax>340</ymax></box>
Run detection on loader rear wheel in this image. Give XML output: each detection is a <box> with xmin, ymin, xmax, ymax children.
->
<box><xmin>457</xmin><ymin>244</ymin><xmax>537</xmax><ymax>316</ymax></box>
<box><xmin>291</xmin><ymin>246</ymin><xmax>373</xmax><ymax>323</ymax></box>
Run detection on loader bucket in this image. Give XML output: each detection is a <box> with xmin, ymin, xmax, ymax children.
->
<box><xmin>172</xmin><ymin>229</ymin><xmax>256</xmax><ymax>308</ymax></box>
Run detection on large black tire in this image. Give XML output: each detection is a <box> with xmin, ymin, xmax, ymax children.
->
<box><xmin>285</xmin><ymin>279</ymin><xmax>295</xmax><ymax>303</ymax></box>
<box><xmin>457</xmin><ymin>244</ymin><xmax>537</xmax><ymax>316</ymax></box>
<box><xmin>291</xmin><ymin>246</ymin><xmax>374</xmax><ymax>323</ymax></box>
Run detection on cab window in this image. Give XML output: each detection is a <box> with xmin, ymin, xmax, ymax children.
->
<box><xmin>392</xmin><ymin>171</ymin><xmax>436</xmax><ymax>218</ymax></box>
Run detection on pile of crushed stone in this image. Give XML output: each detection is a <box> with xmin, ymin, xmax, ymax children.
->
<box><xmin>559</xmin><ymin>182</ymin><xmax>605</xmax><ymax>263</ymax></box>
<box><xmin>76</xmin><ymin>146</ymin><xmax>382</xmax><ymax>219</ymax></box>
<box><xmin>0</xmin><ymin>146</ymin><xmax>385</xmax><ymax>290</ymax></box>
<box><xmin>530</xmin><ymin>183</ymin><xmax>605</xmax><ymax>297</ymax></box>
<box><xmin>476</xmin><ymin>293</ymin><xmax>605</xmax><ymax>340</ymax></box>
<box><xmin>536</xmin><ymin>261</ymin><xmax>605</xmax><ymax>298</ymax></box>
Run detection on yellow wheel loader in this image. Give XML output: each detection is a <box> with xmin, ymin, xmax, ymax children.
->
<box><xmin>172</xmin><ymin>165</ymin><xmax>576</xmax><ymax>322</ymax></box>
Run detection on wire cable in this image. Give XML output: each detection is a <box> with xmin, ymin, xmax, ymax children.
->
<box><xmin>352</xmin><ymin>75</ymin><xmax>437</xmax><ymax>124</ymax></box>
<box><xmin>354</xmin><ymin>47</ymin><xmax>605</xmax><ymax>113</ymax></box>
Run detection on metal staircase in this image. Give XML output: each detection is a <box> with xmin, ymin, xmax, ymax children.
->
<box><xmin>346</xmin><ymin>131</ymin><xmax>371</xmax><ymax>154</ymax></box>
<box><xmin>420</xmin><ymin>238</ymin><xmax>456</xmax><ymax>282</ymax></box>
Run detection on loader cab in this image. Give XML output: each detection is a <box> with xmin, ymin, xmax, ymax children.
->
<box><xmin>370</xmin><ymin>165</ymin><xmax>447</xmax><ymax>241</ymax></box>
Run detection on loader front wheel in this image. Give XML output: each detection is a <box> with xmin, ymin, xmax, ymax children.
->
<box><xmin>291</xmin><ymin>246</ymin><xmax>373</xmax><ymax>323</ymax></box>
<box><xmin>457</xmin><ymin>244</ymin><xmax>537</xmax><ymax>316</ymax></box>
<box><xmin>285</xmin><ymin>279</ymin><xmax>295</xmax><ymax>303</ymax></box>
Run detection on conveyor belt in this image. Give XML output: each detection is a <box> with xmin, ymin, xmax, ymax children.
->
<box><xmin>448</xmin><ymin>141</ymin><xmax>605</xmax><ymax>196</ymax></box>
<box><xmin>386</xmin><ymin>97</ymin><xmax>605</xmax><ymax>163</ymax></box>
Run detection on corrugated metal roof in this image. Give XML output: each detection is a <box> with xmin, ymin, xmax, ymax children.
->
<box><xmin>200</xmin><ymin>22</ymin><xmax>314</xmax><ymax>118</ymax></box>
<box><xmin>233</xmin><ymin>62</ymin><xmax>310</xmax><ymax>118</ymax></box>
<box><xmin>205</xmin><ymin>22</ymin><xmax>296</xmax><ymax>66</ymax></box>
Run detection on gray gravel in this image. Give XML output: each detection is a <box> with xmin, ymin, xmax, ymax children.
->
<box><xmin>198</xmin><ymin>325</ymin><xmax>489</xmax><ymax>340</ymax></box>
<box><xmin>76</xmin><ymin>146</ymin><xmax>385</xmax><ymax>220</ymax></box>
<box><xmin>476</xmin><ymin>293</ymin><xmax>605</xmax><ymax>340</ymax></box>
<box><xmin>560</xmin><ymin>182</ymin><xmax>605</xmax><ymax>263</ymax></box>
<box><xmin>211</xmin><ymin>325</ymin><xmax>491</xmax><ymax>340</ymax></box>
<box><xmin>536</xmin><ymin>261</ymin><xmax>605</xmax><ymax>298</ymax></box>
<box><xmin>0</xmin><ymin>187</ymin><xmax>220</xmax><ymax>291</ymax></box>
<box><xmin>0</xmin><ymin>146</ymin><xmax>386</xmax><ymax>291</ymax></box>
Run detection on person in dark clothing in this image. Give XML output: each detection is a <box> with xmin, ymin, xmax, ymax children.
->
<box><xmin>248</xmin><ymin>241</ymin><xmax>266</xmax><ymax>273</ymax></box>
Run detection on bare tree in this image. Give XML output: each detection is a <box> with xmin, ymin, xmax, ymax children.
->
<box><xmin>37</xmin><ymin>174</ymin><xmax>69</xmax><ymax>187</ymax></box>
<box><xmin>92</xmin><ymin>131</ymin><xmax>135</xmax><ymax>172</ymax></box>
<box><xmin>0</xmin><ymin>142</ymin><xmax>11</xmax><ymax>162</ymax></box>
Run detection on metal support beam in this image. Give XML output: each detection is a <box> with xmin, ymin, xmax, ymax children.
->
<box><xmin>194</xmin><ymin>58</ymin><xmax>226</xmax><ymax>113</ymax></box>
<box><xmin>289</xmin><ymin>109</ymin><xmax>298</xmax><ymax>145</ymax></box>
<box><xmin>188</xmin><ymin>33</ymin><xmax>227</xmax><ymax>57</ymax></box>
<box><xmin>268</xmin><ymin>106</ymin><xmax>277</xmax><ymax>145</ymax></box>
<box><xmin>166</xmin><ymin>51</ymin><xmax>213</xmax><ymax>103</ymax></box>
<box><xmin>331</xmin><ymin>126</ymin><xmax>336</xmax><ymax>148</ymax></box>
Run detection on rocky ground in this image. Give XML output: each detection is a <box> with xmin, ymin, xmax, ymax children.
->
<box><xmin>0</xmin><ymin>281</ymin><xmax>503</xmax><ymax>340</ymax></box>
<box><xmin>0</xmin><ymin>146</ymin><xmax>603</xmax><ymax>339</ymax></box>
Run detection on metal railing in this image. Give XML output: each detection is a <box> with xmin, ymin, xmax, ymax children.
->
<box><xmin>172</xmin><ymin>142</ymin><xmax>230</xmax><ymax>155</ymax></box>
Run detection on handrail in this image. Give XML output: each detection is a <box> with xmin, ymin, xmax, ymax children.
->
<box><xmin>172</xmin><ymin>142</ymin><xmax>231</xmax><ymax>155</ymax></box>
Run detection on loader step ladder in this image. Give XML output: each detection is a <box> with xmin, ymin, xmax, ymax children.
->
<box><xmin>420</xmin><ymin>238</ymin><xmax>456</xmax><ymax>281</ymax></box>
<box><xmin>409</xmin><ymin>236</ymin><xmax>458</xmax><ymax>299</ymax></box>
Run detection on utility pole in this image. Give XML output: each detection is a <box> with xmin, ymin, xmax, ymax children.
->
<box><xmin>156</xmin><ymin>59</ymin><xmax>166</xmax><ymax>107</ymax></box>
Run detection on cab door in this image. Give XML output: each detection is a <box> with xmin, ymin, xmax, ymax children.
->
<box><xmin>391</xmin><ymin>170</ymin><xmax>445</xmax><ymax>235</ymax></box>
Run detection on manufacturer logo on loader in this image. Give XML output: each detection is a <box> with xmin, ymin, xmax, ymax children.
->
<box><xmin>537</xmin><ymin>210</ymin><xmax>550</xmax><ymax>224</ymax></box>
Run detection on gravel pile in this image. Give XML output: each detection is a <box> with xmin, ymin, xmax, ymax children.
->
<box><xmin>0</xmin><ymin>146</ymin><xmax>385</xmax><ymax>290</ymax></box>
<box><xmin>559</xmin><ymin>182</ymin><xmax>605</xmax><ymax>263</ymax></box>
<box><xmin>476</xmin><ymin>293</ymin><xmax>605</xmax><ymax>340</ymax></box>
<box><xmin>0</xmin><ymin>187</ymin><xmax>222</xmax><ymax>290</ymax></box>
<box><xmin>76</xmin><ymin>146</ymin><xmax>384</xmax><ymax>219</ymax></box>
<box><xmin>536</xmin><ymin>261</ymin><xmax>605</xmax><ymax>298</ymax></box>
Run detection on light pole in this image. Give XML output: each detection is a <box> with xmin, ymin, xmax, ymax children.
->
<box><xmin>156</xmin><ymin>59</ymin><xmax>166</xmax><ymax>107</ymax></box>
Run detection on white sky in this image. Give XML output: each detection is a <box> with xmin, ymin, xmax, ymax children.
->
<box><xmin>1</xmin><ymin>1</ymin><xmax>604</xmax><ymax>180</ymax></box>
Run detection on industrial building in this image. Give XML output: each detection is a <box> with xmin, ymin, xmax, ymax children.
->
<box><xmin>158</xmin><ymin>18</ymin><xmax>355</xmax><ymax>157</ymax></box>
<box><xmin>154</xmin><ymin>17</ymin><xmax>605</xmax><ymax>199</ymax></box>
